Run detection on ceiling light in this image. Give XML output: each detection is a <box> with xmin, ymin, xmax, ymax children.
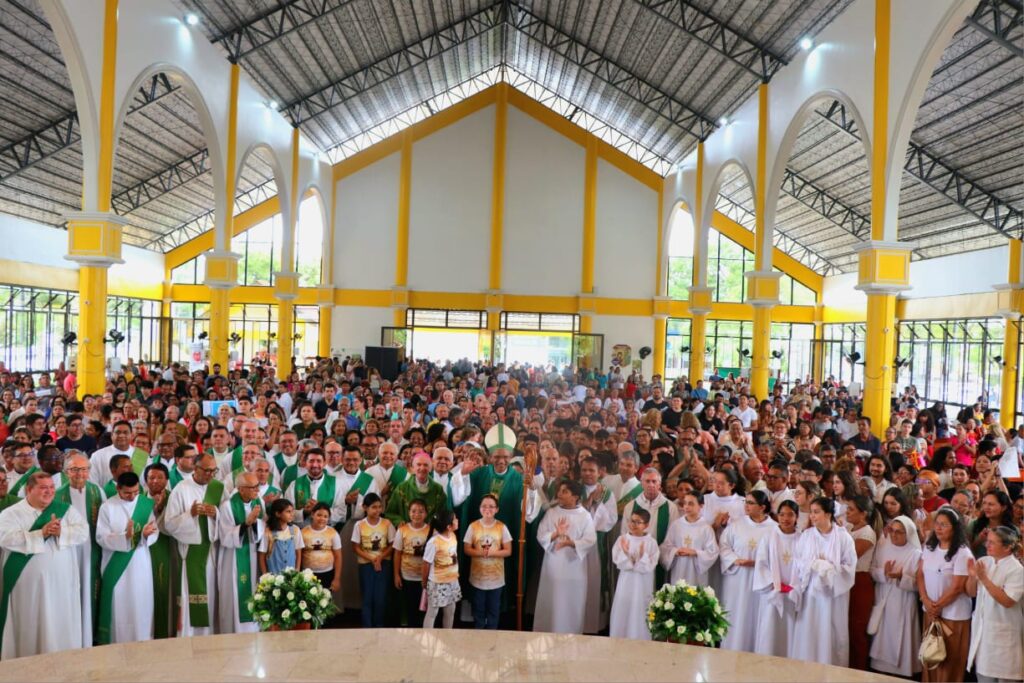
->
<box><xmin>718</xmin><ymin>116</ymin><xmax>729</xmax><ymax>127</ymax></box>
<box><xmin>267</xmin><ymin>100</ymin><xmax>279</xmax><ymax>110</ymax></box>
<box><xmin>799</xmin><ymin>36</ymin><xmax>813</xmax><ymax>51</ymax></box>
<box><xmin>184</xmin><ymin>12</ymin><xmax>200</xmax><ymax>26</ymax></box>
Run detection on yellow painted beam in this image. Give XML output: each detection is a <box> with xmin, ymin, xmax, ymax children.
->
<box><xmin>709</xmin><ymin>212</ymin><xmax>822</xmax><ymax>294</ymax></box>
<box><xmin>871</xmin><ymin>0</ymin><xmax>891</xmax><ymax>242</ymax></box>
<box><xmin>394</xmin><ymin>131</ymin><xmax>412</xmax><ymax>289</ymax></box>
<box><xmin>582</xmin><ymin>137</ymin><xmax>597</xmax><ymax>295</ymax></box>
<box><xmin>96</xmin><ymin>0</ymin><xmax>118</xmax><ymax>212</ymax></box>
<box><xmin>1009</xmin><ymin>239</ymin><xmax>1022</xmax><ymax>285</ymax></box>
<box><xmin>489</xmin><ymin>84</ymin><xmax>508</xmax><ymax>292</ymax></box>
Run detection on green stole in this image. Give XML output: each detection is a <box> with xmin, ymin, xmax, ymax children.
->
<box><xmin>104</xmin><ymin>480</ymin><xmax>118</xmax><ymax>498</ymax></box>
<box><xmin>0</xmin><ymin>494</ymin><xmax>19</xmax><ymax>512</ymax></box>
<box><xmin>130</xmin><ymin>448</ymin><xmax>149</xmax><ymax>477</ymax></box>
<box><xmin>294</xmin><ymin>474</ymin><xmax>336</xmax><ymax>510</ymax></box>
<box><xmin>273</xmin><ymin>453</ymin><xmax>299</xmax><ymax>492</ymax></box>
<box><xmin>616</xmin><ymin>480</ymin><xmax>642</xmax><ymax>517</ymax></box>
<box><xmin>228</xmin><ymin>447</ymin><xmax>245</xmax><ymax>479</ymax></box>
<box><xmin>350</xmin><ymin>470</ymin><xmax>374</xmax><ymax>495</ymax></box>
<box><xmin>168</xmin><ymin>465</ymin><xmax>184</xmax><ymax>489</ymax></box>
<box><xmin>184</xmin><ymin>479</ymin><xmax>225</xmax><ymax>627</ymax></box>
<box><xmin>654</xmin><ymin>502</ymin><xmax>670</xmax><ymax>587</ymax></box>
<box><xmin>228</xmin><ymin>492</ymin><xmax>260</xmax><ymax>623</ymax></box>
<box><xmin>591</xmin><ymin>487</ymin><xmax>612</xmax><ymax>613</ymax></box>
<box><xmin>8</xmin><ymin>467</ymin><xmax>39</xmax><ymax>497</ymax></box>
<box><xmin>387</xmin><ymin>464</ymin><xmax>408</xmax><ymax>489</ymax></box>
<box><xmin>148</xmin><ymin>520</ymin><xmax>175</xmax><ymax>639</ymax></box>
<box><xmin>439</xmin><ymin>472</ymin><xmax>455</xmax><ymax>512</ymax></box>
<box><xmin>55</xmin><ymin>482</ymin><xmax>103</xmax><ymax>619</ymax></box>
<box><xmin>97</xmin><ymin>496</ymin><xmax>155</xmax><ymax>644</ymax></box>
<box><xmin>0</xmin><ymin>499</ymin><xmax>70</xmax><ymax>656</ymax></box>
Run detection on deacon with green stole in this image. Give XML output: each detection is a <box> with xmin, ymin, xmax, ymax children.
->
<box><xmin>149</xmin><ymin>434</ymin><xmax>179</xmax><ymax>484</ymax></box>
<box><xmin>216</xmin><ymin>472</ymin><xmax>263</xmax><ymax>634</ymax></box>
<box><xmin>95</xmin><ymin>471</ymin><xmax>159</xmax><ymax>644</ymax></box>
<box><xmin>55</xmin><ymin>451</ymin><xmax>105</xmax><ymax>648</ymax></box>
<box><xmin>167</xmin><ymin>444</ymin><xmax>198</xmax><ymax>490</ymax></box>
<box><xmin>7</xmin><ymin>443</ymin><xmax>39</xmax><ymax>499</ymax></box>
<box><xmin>163</xmin><ymin>453</ymin><xmax>225</xmax><ymax>636</ymax></box>
<box><xmin>87</xmin><ymin>421</ymin><xmax>138</xmax><ymax>490</ymax></box>
<box><xmin>206</xmin><ymin>425</ymin><xmax>241</xmax><ymax>474</ymax></box>
<box><xmin>620</xmin><ymin>468</ymin><xmax>679</xmax><ymax>587</ymax></box>
<box><xmin>285</xmin><ymin>449</ymin><xmax>341</xmax><ymax>526</ymax></box>
<box><xmin>0</xmin><ymin>471</ymin><xmax>20</xmax><ymax>512</ymax></box>
<box><xmin>104</xmin><ymin>455</ymin><xmax>133</xmax><ymax>499</ymax></box>
<box><xmin>271</xmin><ymin>431</ymin><xmax>303</xmax><ymax>493</ymax></box>
<box><xmin>216</xmin><ymin>422</ymin><xmax>257</xmax><ymax>484</ymax></box>
<box><xmin>385</xmin><ymin>452</ymin><xmax>447</xmax><ymax>527</ymax></box>
<box><xmin>331</xmin><ymin>445</ymin><xmax>380</xmax><ymax>612</ymax></box>
<box><xmin>459</xmin><ymin>425</ymin><xmax>540</xmax><ymax>613</ymax></box>
<box><xmin>144</xmin><ymin>463</ymin><xmax>177</xmax><ymax>640</ymax></box>
<box><xmin>0</xmin><ymin>471</ymin><xmax>90</xmax><ymax>658</ymax></box>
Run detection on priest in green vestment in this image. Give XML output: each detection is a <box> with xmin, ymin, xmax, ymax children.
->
<box><xmin>385</xmin><ymin>452</ymin><xmax>447</xmax><ymax>526</ymax></box>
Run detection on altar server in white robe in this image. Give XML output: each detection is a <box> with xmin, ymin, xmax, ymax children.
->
<box><xmin>580</xmin><ymin>457</ymin><xmax>617</xmax><ymax>634</ymax></box>
<box><xmin>966</xmin><ymin>525</ymin><xmax>1024</xmax><ymax>683</ymax></box>
<box><xmin>163</xmin><ymin>454</ymin><xmax>224</xmax><ymax>637</ymax></box>
<box><xmin>752</xmin><ymin>499</ymin><xmax>801</xmax><ymax>658</ymax></box>
<box><xmin>533</xmin><ymin>480</ymin><xmax>597</xmax><ymax>634</ymax></box>
<box><xmin>95</xmin><ymin>472</ymin><xmax>159</xmax><ymax>643</ymax></box>
<box><xmin>791</xmin><ymin>497</ymin><xmax>857</xmax><ymax>667</ymax></box>
<box><xmin>719</xmin><ymin>490</ymin><xmax>778</xmax><ymax>653</ymax></box>
<box><xmin>217</xmin><ymin>472</ymin><xmax>265</xmax><ymax>634</ymax></box>
<box><xmin>660</xmin><ymin>491</ymin><xmax>719</xmax><ymax>586</ymax></box>
<box><xmin>867</xmin><ymin>515</ymin><xmax>922</xmax><ymax>677</ymax></box>
<box><xmin>609</xmin><ymin>507</ymin><xmax>659</xmax><ymax>640</ymax></box>
<box><xmin>332</xmin><ymin>445</ymin><xmax>380</xmax><ymax>611</ymax></box>
<box><xmin>0</xmin><ymin>472</ymin><xmax>89</xmax><ymax>658</ymax></box>
<box><xmin>702</xmin><ymin>470</ymin><xmax>746</xmax><ymax>594</ymax></box>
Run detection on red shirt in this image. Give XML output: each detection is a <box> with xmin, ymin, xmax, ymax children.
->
<box><xmin>922</xmin><ymin>495</ymin><xmax>948</xmax><ymax>514</ymax></box>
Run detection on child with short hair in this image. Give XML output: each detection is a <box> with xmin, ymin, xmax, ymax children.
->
<box><xmin>660</xmin><ymin>491</ymin><xmax>719</xmax><ymax>585</ymax></box>
<box><xmin>463</xmin><ymin>494</ymin><xmax>513</xmax><ymax>629</ymax></box>
<box><xmin>301</xmin><ymin>502</ymin><xmax>342</xmax><ymax>593</ymax></box>
<box><xmin>259</xmin><ymin>498</ymin><xmax>304</xmax><ymax>574</ymax></box>
<box><xmin>421</xmin><ymin>509</ymin><xmax>461</xmax><ymax>629</ymax></box>
<box><xmin>609</xmin><ymin>508</ymin><xmax>659</xmax><ymax>640</ymax></box>
<box><xmin>393</xmin><ymin>498</ymin><xmax>430</xmax><ymax>627</ymax></box>
<box><xmin>351</xmin><ymin>492</ymin><xmax>395</xmax><ymax>627</ymax></box>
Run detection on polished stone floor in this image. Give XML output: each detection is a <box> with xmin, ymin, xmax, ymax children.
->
<box><xmin>0</xmin><ymin>629</ymin><xmax>903</xmax><ymax>682</ymax></box>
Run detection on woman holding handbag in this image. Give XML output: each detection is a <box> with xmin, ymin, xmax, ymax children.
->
<box><xmin>916</xmin><ymin>507</ymin><xmax>973</xmax><ymax>682</ymax></box>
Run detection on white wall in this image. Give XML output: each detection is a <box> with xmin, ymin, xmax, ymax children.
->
<box><xmin>903</xmin><ymin>244</ymin><xmax>1008</xmax><ymax>299</ymax></box>
<box><xmin>502</xmin><ymin>107</ymin><xmax>584</xmax><ymax>297</ymax></box>
<box><xmin>331</xmin><ymin>306</ymin><xmax>395</xmax><ymax>357</ymax></box>
<box><xmin>334</xmin><ymin>153</ymin><xmax>401</xmax><ymax>290</ymax></box>
<box><xmin>591</xmin><ymin>314</ymin><xmax>654</xmax><ymax>377</ymax></box>
<box><xmin>408</xmin><ymin>106</ymin><xmax>494</xmax><ymax>293</ymax></box>
<box><xmin>594</xmin><ymin>160</ymin><xmax>658</xmax><ymax>299</ymax></box>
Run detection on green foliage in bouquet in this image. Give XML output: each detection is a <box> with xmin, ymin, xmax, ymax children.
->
<box><xmin>647</xmin><ymin>580</ymin><xmax>730</xmax><ymax>646</ymax></box>
<box><xmin>247</xmin><ymin>568</ymin><xmax>338</xmax><ymax>630</ymax></box>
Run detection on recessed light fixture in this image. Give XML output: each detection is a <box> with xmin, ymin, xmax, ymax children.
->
<box><xmin>184</xmin><ymin>12</ymin><xmax>200</xmax><ymax>26</ymax></box>
<box><xmin>718</xmin><ymin>116</ymin><xmax>729</xmax><ymax>127</ymax></box>
<box><xmin>268</xmin><ymin>100</ymin><xmax>279</xmax><ymax>111</ymax></box>
<box><xmin>799</xmin><ymin>36</ymin><xmax>813</xmax><ymax>51</ymax></box>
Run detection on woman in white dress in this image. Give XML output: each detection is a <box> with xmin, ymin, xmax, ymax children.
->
<box><xmin>868</xmin><ymin>515</ymin><xmax>922</xmax><ymax>677</ymax></box>
<box><xmin>660</xmin><ymin>491</ymin><xmax>718</xmax><ymax>586</ymax></box>
<box><xmin>791</xmin><ymin>496</ymin><xmax>857</xmax><ymax>667</ymax></box>
<box><xmin>752</xmin><ymin>499</ymin><xmax>800</xmax><ymax>657</ymax></box>
<box><xmin>966</xmin><ymin>526</ymin><xmax>1024</xmax><ymax>683</ymax></box>
<box><xmin>718</xmin><ymin>490</ymin><xmax>778</xmax><ymax>653</ymax></box>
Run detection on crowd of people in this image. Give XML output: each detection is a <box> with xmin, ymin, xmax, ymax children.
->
<box><xmin>0</xmin><ymin>356</ymin><xmax>1021</xmax><ymax>681</ymax></box>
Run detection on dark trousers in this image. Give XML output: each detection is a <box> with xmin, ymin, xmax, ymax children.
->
<box><xmin>471</xmin><ymin>586</ymin><xmax>503</xmax><ymax>629</ymax></box>
<box><xmin>402</xmin><ymin>579</ymin><xmax>424</xmax><ymax>628</ymax></box>
<box><xmin>358</xmin><ymin>561</ymin><xmax>391</xmax><ymax>627</ymax></box>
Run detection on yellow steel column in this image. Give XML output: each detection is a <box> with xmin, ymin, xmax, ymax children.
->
<box><xmin>862</xmin><ymin>290</ymin><xmax>898</xmax><ymax>428</ymax></box>
<box><xmin>746</xmin><ymin>83</ymin><xmax>778</xmax><ymax>400</ymax></box>
<box><xmin>318</xmin><ymin>302</ymin><xmax>333</xmax><ymax>358</ymax></box>
<box><xmin>392</xmin><ymin>131</ymin><xmax>413</xmax><ymax>327</ymax></box>
<box><xmin>277</xmin><ymin>293</ymin><xmax>295</xmax><ymax>378</ymax></box>
<box><xmin>653</xmin><ymin>315</ymin><xmax>668</xmax><ymax>379</ymax></box>
<box><xmin>77</xmin><ymin>266</ymin><xmax>109</xmax><ymax>396</ymax></box>
<box><xmin>813</xmin><ymin>304</ymin><xmax>825</xmax><ymax>385</ymax></box>
<box><xmin>997</xmin><ymin>239</ymin><xmax>1024</xmax><ymax>428</ymax></box>
<box><xmin>579</xmin><ymin>136</ymin><xmax>597</xmax><ymax>334</ymax></box>
<box><xmin>689</xmin><ymin>313</ymin><xmax>708</xmax><ymax>384</ymax></box>
<box><xmin>688</xmin><ymin>143</ymin><xmax>712</xmax><ymax>383</ymax></box>
<box><xmin>276</xmin><ymin>126</ymin><xmax>301</xmax><ymax>379</ymax></box>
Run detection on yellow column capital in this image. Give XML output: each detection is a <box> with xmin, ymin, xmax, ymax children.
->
<box><xmin>315</xmin><ymin>285</ymin><xmax>335</xmax><ymax>305</ymax></box>
<box><xmin>273</xmin><ymin>271</ymin><xmax>300</xmax><ymax>301</ymax></box>
<box><xmin>854</xmin><ymin>240</ymin><xmax>913</xmax><ymax>293</ymax></box>
<box><xmin>744</xmin><ymin>270</ymin><xmax>782</xmax><ymax>307</ymax></box>
<box><xmin>577</xmin><ymin>293</ymin><xmax>597</xmax><ymax>316</ymax></box>
<box><xmin>687</xmin><ymin>286</ymin><xmax>713</xmax><ymax>315</ymax></box>
<box><xmin>994</xmin><ymin>283</ymin><xmax>1024</xmax><ymax>318</ymax></box>
<box><xmin>652</xmin><ymin>296</ymin><xmax>671</xmax><ymax>320</ymax></box>
<box><xmin>204</xmin><ymin>250</ymin><xmax>240</xmax><ymax>289</ymax></box>
<box><xmin>64</xmin><ymin>212</ymin><xmax>127</xmax><ymax>266</ymax></box>
<box><xmin>484</xmin><ymin>290</ymin><xmax>504</xmax><ymax>315</ymax></box>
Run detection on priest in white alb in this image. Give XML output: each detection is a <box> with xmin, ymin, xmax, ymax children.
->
<box><xmin>330</xmin><ymin>445</ymin><xmax>380</xmax><ymax>611</ymax></box>
<box><xmin>621</xmin><ymin>468</ymin><xmax>679</xmax><ymax>586</ymax></box>
<box><xmin>95</xmin><ymin>471</ymin><xmax>159</xmax><ymax>644</ymax></box>
<box><xmin>217</xmin><ymin>472</ymin><xmax>264</xmax><ymax>634</ymax></box>
<box><xmin>533</xmin><ymin>479</ymin><xmax>597</xmax><ymax>634</ymax></box>
<box><xmin>0</xmin><ymin>472</ymin><xmax>89</xmax><ymax>659</ymax></box>
<box><xmin>163</xmin><ymin>453</ymin><xmax>225</xmax><ymax>636</ymax></box>
<box><xmin>579</xmin><ymin>456</ymin><xmax>617</xmax><ymax>634</ymax></box>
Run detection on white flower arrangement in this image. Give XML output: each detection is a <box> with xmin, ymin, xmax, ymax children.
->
<box><xmin>647</xmin><ymin>580</ymin><xmax>729</xmax><ymax>646</ymax></box>
<box><xmin>247</xmin><ymin>567</ymin><xmax>338</xmax><ymax>631</ymax></box>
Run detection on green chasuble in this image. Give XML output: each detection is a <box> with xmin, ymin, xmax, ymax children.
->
<box><xmin>385</xmin><ymin>476</ymin><xmax>447</xmax><ymax>527</ymax></box>
<box><xmin>55</xmin><ymin>482</ymin><xmax>103</xmax><ymax>627</ymax></box>
<box><xmin>460</xmin><ymin>465</ymin><xmax>524</xmax><ymax>612</ymax></box>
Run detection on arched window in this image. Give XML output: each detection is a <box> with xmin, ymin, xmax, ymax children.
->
<box><xmin>295</xmin><ymin>195</ymin><xmax>324</xmax><ymax>287</ymax></box>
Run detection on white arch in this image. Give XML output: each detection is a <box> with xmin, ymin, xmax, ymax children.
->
<box><xmin>235</xmin><ymin>141</ymin><xmax>290</xmax><ymax>224</ymax></box>
<box><xmin>112</xmin><ymin>63</ymin><xmax>225</xmax><ymax>242</ymax></box>
<box><xmin>296</xmin><ymin>183</ymin><xmax>328</xmax><ymax>286</ymax></box>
